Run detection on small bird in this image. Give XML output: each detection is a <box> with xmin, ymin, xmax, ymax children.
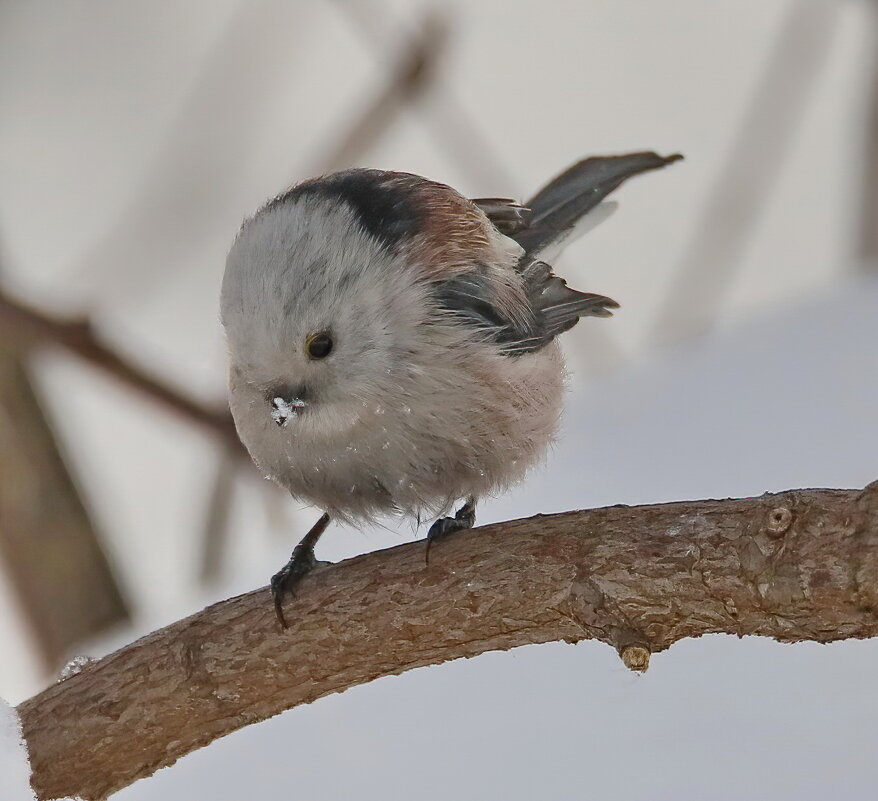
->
<box><xmin>221</xmin><ymin>151</ymin><xmax>681</xmax><ymax>626</ymax></box>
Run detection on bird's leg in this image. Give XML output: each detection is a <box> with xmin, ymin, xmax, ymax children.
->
<box><xmin>425</xmin><ymin>496</ymin><xmax>476</xmax><ymax>564</ymax></box>
<box><xmin>270</xmin><ymin>512</ymin><xmax>331</xmax><ymax>628</ymax></box>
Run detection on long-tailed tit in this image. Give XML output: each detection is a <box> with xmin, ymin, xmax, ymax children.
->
<box><xmin>221</xmin><ymin>151</ymin><xmax>681</xmax><ymax>626</ymax></box>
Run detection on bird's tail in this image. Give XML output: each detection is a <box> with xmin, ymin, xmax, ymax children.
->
<box><xmin>514</xmin><ymin>151</ymin><xmax>683</xmax><ymax>261</ymax></box>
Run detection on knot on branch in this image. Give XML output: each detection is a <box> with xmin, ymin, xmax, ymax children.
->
<box><xmin>611</xmin><ymin>628</ymin><xmax>653</xmax><ymax>673</ymax></box>
<box><xmin>619</xmin><ymin>645</ymin><xmax>651</xmax><ymax>673</ymax></box>
<box><xmin>765</xmin><ymin>506</ymin><xmax>793</xmax><ymax>537</ymax></box>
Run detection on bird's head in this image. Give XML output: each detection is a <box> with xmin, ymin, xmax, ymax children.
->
<box><xmin>220</xmin><ymin>169</ymin><xmax>522</xmax><ymax>436</ymax></box>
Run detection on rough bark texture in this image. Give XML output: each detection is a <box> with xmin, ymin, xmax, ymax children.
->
<box><xmin>19</xmin><ymin>482</ymin><xmax>878</xmax><ymax>801</ymax></box>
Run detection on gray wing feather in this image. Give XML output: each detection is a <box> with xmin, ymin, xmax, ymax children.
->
<box><xmin>435</xmin><ymin>261</ymin><xmax>618</xmax><ymax>356</ymax></box>
<box><xmin>507</xmin><ymin>261</ymin><xmax>618</xmax><ymax>354</ymax></box>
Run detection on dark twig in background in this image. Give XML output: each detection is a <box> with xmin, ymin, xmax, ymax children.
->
<box><xmin>0</xmin><ymin>288</ymin><xmax>240</xmax><ymax>452</ymax></box>
<box><xmin>0</xmin><ymin>245</ymin><xmax>128</xmax><ymax>669</ymax></box>
<box><xmin>198</xmin><ymin>449</ymin><xmax>239</xmax><ymax>583</ymax></box>
<box><xmin>66</xmin><ymin>1</ymin><xmax>314</xmax><ymax>300</ymax></box>
<box><xmin>334</xmin><ymin>0</ymin><xmax>516</xmax><ymax>189</ymax></box>
<box><xmin>318</xmin><ymin>12</ymin><xmax>449</xmax><ymax>172</ymax></box>
<box><xmin>0</xmin><ymin>343</ymin><xmax>129</xmax><ymax>669</ymax></box>
<box><xmin>859</xmin><ymin>0</ymin><xmax>878</xmax><ymax>267</ymax></box>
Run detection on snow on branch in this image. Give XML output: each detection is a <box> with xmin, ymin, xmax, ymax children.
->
<box><xmin>19</xmin><ymin>482</ymin><xmax>878</xmax><ymax>800</ymax></box>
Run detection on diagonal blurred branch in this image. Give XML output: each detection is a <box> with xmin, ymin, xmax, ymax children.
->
<box><xmin>0</xmin><ymin>341</ymin><xmax>129</xmax><ymax>670</ymax></box>
<box><xmin>0</xmin><ymin>287</ymin><xmax>241</xmax><ymax>452</ymax></box>
<box><xmin>333</xmin><ymin>0</ymin><xmax>516</xmax><ymax>190</ymax></box>
<box><xmin>317</xmin><ymin>12</ymin><xmax>449</xmax><ymax>172</ymax></box>
<box><xmin>69</xmin><ymin>0</ymin><xmax>319</xmax><ymax>300</ymax></box>
<box><xmin>651</xmin><ymin>1</ymin><xmax>840</xmax><ymax>346</ymax></box>
<box><xmin>198</xmin><ymin>448</ymin><xmax>239</xmax><ymax>584</ymax></box>
<box><xmin>859</xmin><ymin>0</ymin><xmax>878</xmax><ymax>268</ymax></box>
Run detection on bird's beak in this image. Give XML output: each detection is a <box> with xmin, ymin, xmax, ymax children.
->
<box><xmin>270</xmin><ymin>396</ymin><xmax>307</xmax><ymax>427</ymax></box>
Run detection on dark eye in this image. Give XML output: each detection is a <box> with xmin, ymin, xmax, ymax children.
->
<box><xmin>306</xmin><ymin>332</ymin><xmax>333</xmax><ymax>359</ymax></box>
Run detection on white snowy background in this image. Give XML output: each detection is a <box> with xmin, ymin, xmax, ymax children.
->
<box><xmin>0</xmin><ymin>699</ymin><xmax>38</xmax><ymax>801</ymax></box>
<box><xmin>1</xmin><ymin>1</ymin><xmax>877</xmax><ymax>799</ymax></box>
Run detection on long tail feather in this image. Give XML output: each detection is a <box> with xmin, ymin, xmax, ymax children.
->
<box><xmin>513</xmin><ymin>151</ymin><xmax>682</xmax><ymax>258</ymax></box>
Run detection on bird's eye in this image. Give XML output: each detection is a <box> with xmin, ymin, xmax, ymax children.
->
<box><xmin>306</xmin><ymin>332</ymin><xmax>333</xmax><ymax>359</ymax></box>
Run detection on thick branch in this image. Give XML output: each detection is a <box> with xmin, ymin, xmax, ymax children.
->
<box><xmin>0</xmin><ymin>288</ymin><xmax>241</xmax><ymax>451</ymax></box>
<box><xmin>20</xmin><ymin>483</ymin><xmax>878</xmax><ymax>800</ymax></box>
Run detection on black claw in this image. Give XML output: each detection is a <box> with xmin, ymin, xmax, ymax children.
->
<box><xmin>425</xmin><ymin>498</ymin><xmax>476</xmax><ymax>564</ymax></box>
<box><xmin>270</xmin><ymin>512</ymin><xmax>331</xmax><ymax>629</ymax></box>
<box><xmin>454</xmin><ymin>499</ymin><xmax>476</xmax><ymax>528</ymax></box>
<box><xmin>271</xmin><ymin>573</ymin><xmax>288</xmax><ymax>629</ymax></box>
<box><xmin>270</xmin><ymin>545</ymin><xmax>318</xmax><ymax>628</ymax></box>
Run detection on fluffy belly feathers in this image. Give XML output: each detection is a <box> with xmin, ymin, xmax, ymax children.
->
<box><xmin>230</xmin><ymin>345</ymin><xmax>564</xmax><ymax>523</ymax></box>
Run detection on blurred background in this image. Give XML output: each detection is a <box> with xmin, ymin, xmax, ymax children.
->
<box><xmin>1</xmin><ymin>0</ymin><xmax>877</xmax><ymax>798</ymax></box>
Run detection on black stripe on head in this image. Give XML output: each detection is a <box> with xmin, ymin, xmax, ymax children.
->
<box><xmin>276</xmin><ymin>169</ymin><xmax>423</xmax><ymax>252</ymax></box>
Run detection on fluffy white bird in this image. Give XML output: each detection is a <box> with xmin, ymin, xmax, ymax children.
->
<box><xmin>221</xmin><ymin>151</ymin><xmax>681</xmax><ymax>625</ymax></box>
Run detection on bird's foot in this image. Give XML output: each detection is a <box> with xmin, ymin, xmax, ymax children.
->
<box><xmin>270</xmin><ymin>513</ymin><xmax>331</xmax><ymax>628</ymax></box>
<box><xmin>270</xmin><ymin>546</ymin><xmax>318</xmax><ymax>629</ymax></box>
<box><xmin>425</xmin><ymin>498</ymin><xmax>476</xmax><ymax>564</ymax></box>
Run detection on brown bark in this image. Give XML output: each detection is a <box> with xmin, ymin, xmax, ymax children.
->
<box><xmin>19</xmin><ymin>482</ymin><xmax>878</xmax><ymax>801</ymax></box>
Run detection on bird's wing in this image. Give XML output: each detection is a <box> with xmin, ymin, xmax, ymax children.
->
<box><xmin>509</xmin><ymin>151</ymin><xmax>682</xmax><ymax>259</ymax></box>
<box><xmin>435</xmin><ymin>260</ymin><xmax>617</xmax><ymax>356</ymax></box>
<box><xmin>444</xmin><ymin>152</ymin><xmax>681</xmax><ymax>354</ymax></box>
<box><xmin>510</xmin><ymin>260</ymin><xmax>618</xmax><ymax>354</ymax></box>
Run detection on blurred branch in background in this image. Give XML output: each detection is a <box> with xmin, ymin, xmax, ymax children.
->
<box><xmin>651</xmin><ymin>0</ymin><xmax>840</xmax><ymax>346</ymax></box>
<box><xmin>859</xmin><ymin>0</ymin><xmax>878</xmax><ymax>267</ymax></box>
<box><xmin>318</xmin><ymin>11</ymin><xmax>449</xmax><ymax>172</ymax></box>
<box><xmin>198</xmin><ymin>447</ymin><xmax>238</xmax><ymax>584</ymax></box>
<box><xmin>0</xmin><ymin>287</ymin><xmax>240</xmax><ymax>452</ymax></box>
<box><xmin>20</xmin><ymin>481</ymin><xmax>878</xmax><ymax>801</ymax></box>
<box><xmin>67</xmin><ymin>0</ymin><xmax>317</xmax><ymax>301</ymax></box>
<box><xmin>333</xmin><ymin>0</ymin><xmax>516</xmax><ymax>189</ymax></box>
<box><xmin>0</xmin><ymin>343</ymin><xmax>128</xmax><ymax>670</ymax></box>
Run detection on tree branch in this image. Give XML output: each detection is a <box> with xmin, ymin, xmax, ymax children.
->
<box><xmin>19</xmin><ymin>482</ymin><xmax>878</xmax><ymax>800</ymax></box>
